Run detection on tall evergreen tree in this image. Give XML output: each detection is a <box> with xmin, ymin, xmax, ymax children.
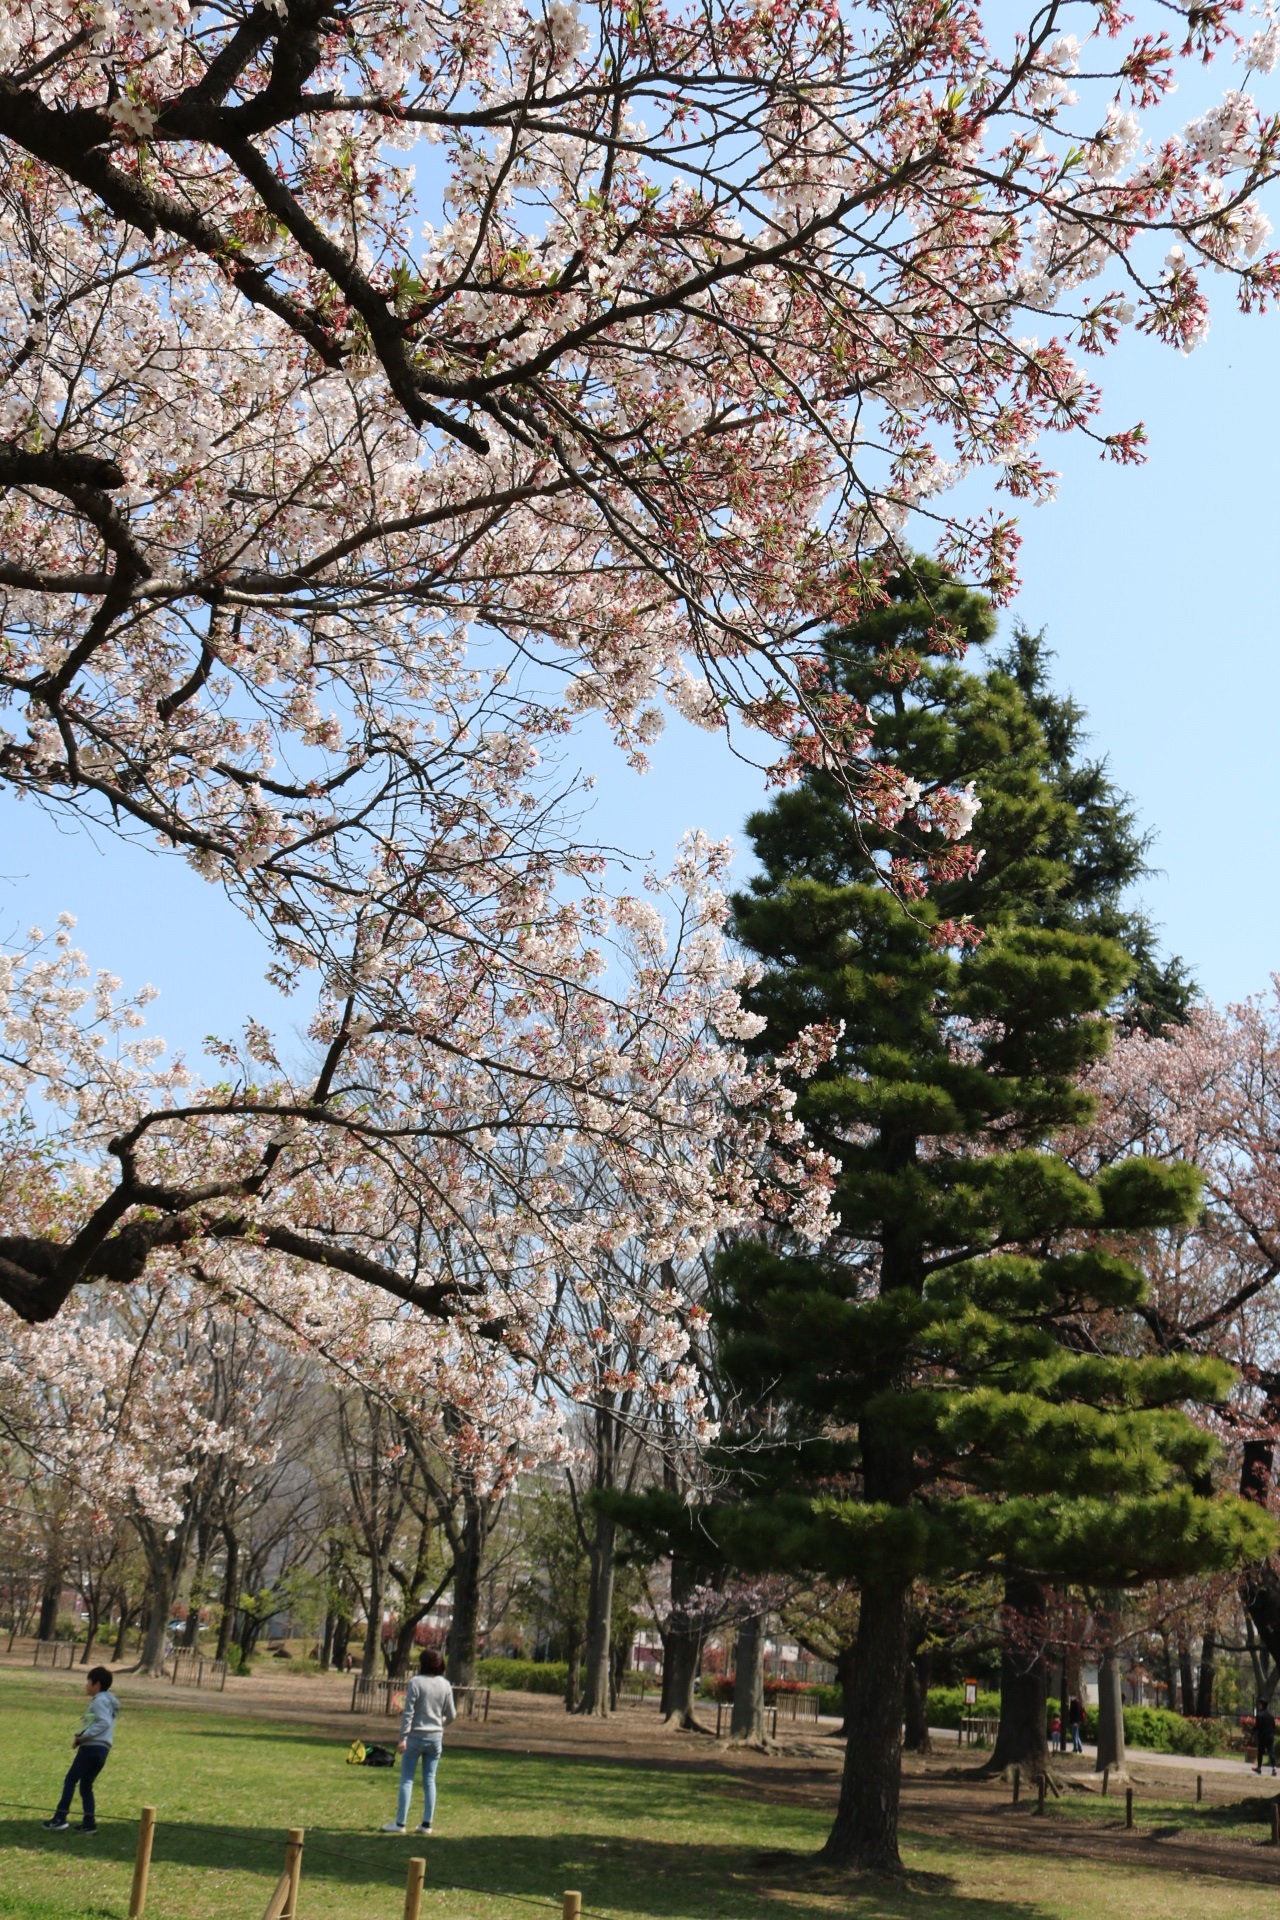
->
<box><xmin>994</xmin><ymin>624</ymin><xmax>1195</xmax><ymax>1034</ymax></box>
<box><xmin>635</xmin><ymin>567</ymin><xmax>1271</xmax><ymax>1872</ymax></box>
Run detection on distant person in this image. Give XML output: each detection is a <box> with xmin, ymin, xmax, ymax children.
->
<box><xmin>43</xmin><ymin>1666</ymin><xmax>120</xmax><ymax>1834</ymax></box>
<box><xmin>381</xmin><ymin>1648</ymin><xmax>456</xmax><ymax>1835</ymax></box>
<box><xmin>1255</xmin><ymin>1698</ymin><xmax>1277</xmax><ymax>1776</ymax></box>
<box><xmin>1068</xmin><ymin>1696</ymin><xmax>1084</xmax><ymax>1754</ymax></box>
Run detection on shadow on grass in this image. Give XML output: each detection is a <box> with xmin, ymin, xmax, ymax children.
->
<box><xmin>0</xmin><ymin>1818</ymin><xmax>1087</xmax><ymax>1920</ymax></box>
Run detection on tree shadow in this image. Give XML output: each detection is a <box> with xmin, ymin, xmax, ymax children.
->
<box><xmin>0</xmin><ymin>1817</ymin><xmax>1086</xmax><ymax>1920</ymax></box>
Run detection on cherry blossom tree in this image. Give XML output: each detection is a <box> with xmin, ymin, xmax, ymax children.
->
<box><xmin>0</xmin><ymin>834</ymin><xmax>835</xmax><ymax>1332</ymax></box>
<box><xmin>2</xmin><ymin>0</ymin><xmax>1278</xmax><ymax>916</ymax></box>
<box><xmin>1074</xmin><ymin>989</ymin><xmax>1280</xmax><ymax>1671</ymax></box>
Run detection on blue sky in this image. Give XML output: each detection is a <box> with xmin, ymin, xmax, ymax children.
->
<box><xmin>3</xmin><ymin>113</ymin><xmax>1279</xmax><ymax>1061</ymax></box>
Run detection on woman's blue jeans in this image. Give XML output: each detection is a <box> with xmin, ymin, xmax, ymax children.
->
<box><xmin>397</xmin><ymin>1736</ymin><xmax>442</xmax><ymax>1828</ymax></box>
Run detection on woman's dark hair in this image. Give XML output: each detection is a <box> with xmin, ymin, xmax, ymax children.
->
<box><xmin>419</xmin><ymin>1647</ymin><xmax>445</xmax><ymax>1677</ymax></box>
<box><xmin>87</xmin><ymin>1666</ymin><xmax>113</xmax><ymax>1690</ymax></box>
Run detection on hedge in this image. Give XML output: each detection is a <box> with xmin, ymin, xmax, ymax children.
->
<box><xmin>475</xmin><ymin>1657</ymin><xmax>568</xmax><ymax>1694</ymax></box>
<box><xmin>927</xmin><ymin>1686</ymin><xmax>1002</xmax><ymax>1728</ymax></box>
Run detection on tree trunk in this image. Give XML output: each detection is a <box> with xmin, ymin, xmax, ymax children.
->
<box><xmin>579</xmin><ymin>1509</ymin><xmax>616</xmax><ymax>1716</ymax></box>
<box><xmin>1178</xmin><ymin>1635</ymin><xmax>1195</xmax><ymax>1718</ymax></box>
<box><xmin>564</xmin><ymin>1623</ymin><xmax>581</xmax><ymax>1712</ymax></box>
<box><xmin>361</xmin><ymin>1548</ymin><xmax>384</xmax><ymax>1680</ymax></box>
<box><xmin>659</xmin><ymin>1622</ymin><xmax>703</xmax><ymax>1728</ymax></box>
<box><xmin>140</xmin><ymin>1568</ymin><xmax>176</xmax><ymax>1677</ymax></box>
<box><xmin>80</xmin><ymin>1601</ymin><xmax>101</xmax><ymax>1664</ymax></box>
<box><xmin>730</xmin><ymin>1615</ymin><xmax>766</xmax><ymax>1745</ymax></box>
<box><xmin>1095</xmin><ymin>1648</ymin><xmax>1126</xmax><ymax>1772</ymax></box>
<box><xmin>332</xmin><ymin>1615</ymin><xmax>351</xmax><ymax>1671</ymax></box>
<box><xmin>320</xmin><ymin>1610</ymin><xmax>336</xmax><ymax>1673</ymax></box>
<box><xmin>37</xmin><ymin>1567</ymin><xmax>61</xmax><ymax>1643</ymax></box>
<box><xmin>215</xmin><ymin>1530</ymin><xmax>239</xmax><ymax>1662</ymax></box>
<box><xmin>832</xmin><ymin>1642</ymin><xmax>857</xmax><ymax>1738</ymax></box>
<box><xmin>182</xmin><ymin>1526</ymin><xmax>211</xmax><ymax>1649</ymax></box>
<box><xmin>821</xmin><ymin>1576</ymin><xmax>909</xmax><ymax>1872</ymax></box>
<box><xmin>659</xmin><ymin>1555</ymin><xmax>706</xmax><ymax>1729</ymax></box>
<box><xmin>903</xmin><ymin>1648</ymin><xmax>931</xmax><ymax>1755</ymax></box>
<box><xmin>446</xmin><ymin>1494</ymin><xmax>484</xmax><ymax>1687</ymax></box>
<box><xmin>610</xmin><ymin>1628</ymin><xmax>630</xmax><ymax>1709</ymax></box>
<box><xmin>1195</xmin><ymin>1628</ymin><xmax>1216</xmax><ymax>1718</ymax></box>
<box><xmin>988</xmin><ymin>1577</ymin><xmax>1048</xmax><ymax>1778</ymax></box>
<box><xmin>112</xmin><ymin>1597</ymin><xmax>138</xmax><ymax>1662</ymax></box>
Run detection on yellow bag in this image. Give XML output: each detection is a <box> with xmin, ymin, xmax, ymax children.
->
<box><xmin>346</xmin><ymin>1740</ymin><xmax>367</xmax><ymax>1766</ymax></box>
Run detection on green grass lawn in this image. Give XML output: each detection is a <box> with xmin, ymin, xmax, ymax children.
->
<box><xmin>0</xmin><ymin>1670</ymin><xmax>1270</xmax><ymax>1920</ymax></box>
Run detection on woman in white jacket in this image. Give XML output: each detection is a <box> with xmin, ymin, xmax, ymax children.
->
<box><xmin>382</xmin><ymin>1648</ymin><xmax>456</xmax><ymax>1834</ymax></box>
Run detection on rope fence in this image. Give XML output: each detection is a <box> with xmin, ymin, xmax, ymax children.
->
<box><xmin>9</xmin><ymin>1799</ymin><xmax>614</xmax><ymax>1920</ymax></box>
<box><xmin>349</xmin><ymin>1679</ymin><xmax>492</xmax><ymax>1723</ymax></box>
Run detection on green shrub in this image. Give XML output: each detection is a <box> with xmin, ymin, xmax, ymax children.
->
<box><xmin>926</xmin><ymin>1686</ymin><xmax>1001</xmax><ymax>1729</ymax></box>
<box><xmin>1117</xmin><ymin>1707</ymin><xmax>1227</xmax><ymax>1755</ymax></box>
<box><xmin>475</xmin><ymin>1657</ymin><xmax>569</xmax><ymax>1695</ymax></box>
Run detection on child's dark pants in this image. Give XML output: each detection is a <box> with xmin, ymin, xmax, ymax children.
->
<box><xmin>55</xmin><ymin>1744</ymin><xmax>110</xmax><ymax>1827</ymax></box>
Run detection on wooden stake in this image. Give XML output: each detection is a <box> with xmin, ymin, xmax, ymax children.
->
<box><xmin>563</xmin><ymin>1893</ymin><xmax>582</xmax><ymax>1920</ymax></box>
<box><xmin>404</xmin><ymin>1858</ymin><xmax>426</xmax><ymax>1920</ymax></box>
<box><xmin>1271</xmin><ymin>1801</ymin><xmax>1279</xmax><ymax>1848</ymax></box>
<box><xmin>1102</xmin><ymin>1766</ymin><xmax>1110</xmax><ymax>1797</ymax></box>
<box><xmin>128</xmin><ymin>1807</ymin><xmax>156</xmax><ymax>1920</ymax></box>
<box><xmin>1036</xmin><ymin>1775</ymin><xmax>1046</xmax><ymax>1816</ymax></box>
<box><xmin>1196</xmin><ymin>1774</ymin><xmax>1203</xmax><ymax>1803</ymax></box>
<box><xmin>262</xmin><ymin>1873</ymin><xmax>293</xmax><ymax>1920</ymax></box>
<box><xmin>284</xmin><ymin>1828</ymin><xmax>304</xmax><ymax>1920</ymax></box>
<box><xmin>1012</xmin><ymin>1766</ymin><xmax>1020</xmax><ymax>1805</ymax></box>
<box><xmin>1125</xmin><ymin>1788</ymin><xmax>1134</xmax><ymax>1830</ymax></box>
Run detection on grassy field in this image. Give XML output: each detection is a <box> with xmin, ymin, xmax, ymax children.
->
<box><xmin>0</xmin><ymin>1670</ymin><xmax>1268</xmax><ymax>1920</ymax></box>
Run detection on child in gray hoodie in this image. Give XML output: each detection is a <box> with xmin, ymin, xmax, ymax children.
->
<box><xmin>43</xmin><ymin>1667</ymin><xmax>120</xmax><ymax>1834</ymax></box>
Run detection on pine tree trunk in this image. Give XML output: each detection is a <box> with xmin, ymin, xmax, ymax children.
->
<box><xmin>988</xmin><ymin>1578</ymin><xmax>1048</xmax><ymax>1777</ymax></box>
<box><xmin>659</xmin><ymin>1553</ymin><xmax>708</xmax><ymax>1729</ymax></box>
<box><xmin>820</xmin><ymin>1576</ymin><xmax>908</xmax><ymax>1872</ymax></box>
<box><xmin>579</xmin><ymin>1510</ymin><xmax>616</xmax><ymax>1716</ymax></box>
<box><xmin>1095</xmin><ymin>1648</ymin><xmax>1126</xmax><ymax>1771</ymax></box>
<box><xmin>1195</xmin><ymin>1629</ymin><xmax>1216</xmax><ymax>1718</ymax></box>
<box><xmin>730</xmin><ymin>1616</ymin><xmax>766</xmax><ymax>1744</ymax></box>
<box><xmin>660</xmin><ymin>1625</ymin><xmax>702</xmax><ymax>1727</ymax></box>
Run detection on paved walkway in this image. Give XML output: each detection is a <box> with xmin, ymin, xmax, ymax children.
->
<box><xmin>925</xmin><ymin>1723</ymin><xmax>1262</xmax><ymax>1778</ymax></box>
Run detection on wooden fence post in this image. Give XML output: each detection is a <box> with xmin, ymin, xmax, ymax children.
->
<box><xmin>1271</xmin><ymin>1802</ymin><xmax>1280</xmax><ymax>1848</ymax></box>
<box><xmin>1196</xmin><ymin>1774</ymin><xmax>1203</xmax><ymax>1803</ymax></box>
<box><xmin>1125</xmin><ymin>1788</ymin><xmax>1133</xmax><ymax>1830</ymax></box>
<box><xmin>128</xmin><ymin>1807</ymin><xmax>156</xmax><ymax>1920</ymax></box>
<box><xmin>1036</xmin><ymin>1775</ymin><xmax>1046</xmax><ymax>1816</ymax></box>
<box><xmin>404</xmin><ymin>1857</ymin><xmax>426</xmax><ymax>1920</ymax></box>
<box><xmin>284</xmin><ymin>1828</ymin><xmax>304</xmax><ymax>1919</ymax></box>
<box><xmin>563</xmin><ymin>1892</ymin><xmax>582</xmax><ymax>1920</ymax></box>
<box><xmin>1012</xmin><ymin>1766</ymin><xmax>1020</xmax><ymax>1806</ymax></box>
<box><xmin>1102</xmin><ymin>1766</ymin><xmax>1110</xmax><ymax>1797</ymax></box>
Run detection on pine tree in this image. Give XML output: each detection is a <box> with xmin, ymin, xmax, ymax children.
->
<box><xmin>995</xmin><ymin>624</ymin><xmax>1196</xmax><ymax>1034</ymax></box>
<box><xmin>649</xmin><ymin>566</ymin><xmax>1272</xmax><ymax>1871</ymax></box>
